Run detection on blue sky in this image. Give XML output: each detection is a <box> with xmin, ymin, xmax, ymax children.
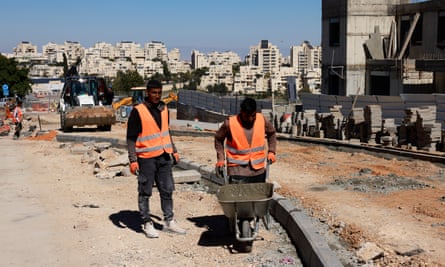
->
<box><xmin>0</xmin><ymin>0</ymin><xmax>321</xmax><ymax>60</ymax></box>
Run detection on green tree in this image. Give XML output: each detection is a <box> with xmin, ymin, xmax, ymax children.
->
<box><xmin>161</xmin><ymin>61</ymin><xmax>171</xmax><ymax>82</ymax></box>
<box><xmin>112</xmin><ymin>70</ymin><xmax>144</xmax><ymax>96</ymax></box>
<box><xmin>207</xmin><ymin>83</ymin><xmax>228</xmax><ymax>96</ymax></box>
<box><xmin>0</xmin><ymin>54</ymin><xmax>32</xmax><ymax>98</ymax></box>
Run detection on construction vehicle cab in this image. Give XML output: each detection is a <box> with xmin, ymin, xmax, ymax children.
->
<box><xmin>58</xmin><ymin>76</ymin><xmax>116</xmax><ymax>132</ymax></box>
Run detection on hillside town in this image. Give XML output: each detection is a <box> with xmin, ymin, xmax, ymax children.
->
<box><xmin>2</xmin><ymin>39</ymin><xmax>322</xmax><ymax>99</ymax></box>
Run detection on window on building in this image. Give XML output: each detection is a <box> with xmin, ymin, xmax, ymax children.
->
<box><xmin>329</xmin><ymin>18</ymin><xmax>340</xmax><ymax>47</ymax></box>
<box><xmin>438</xmin><ymin>11</ymin><xmax>445</xmax><ymax>48</ymax></box>
<box><xmin>400</xmin><ymin>16</ymin><xmax>411</xmax><ymax>56</ymax></box>
<box><xmin>370</xmin><ymin>75</ymin><xmax>390</xmax><ymax>95</ymax></box>
<box><xmin>411</xmin><ymin>14</ymin><xmax>423</xmax><ymax>46</ymax></box>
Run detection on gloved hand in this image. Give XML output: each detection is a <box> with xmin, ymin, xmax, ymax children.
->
<box><xmin>173</xmin><ymin>152</ymin><xmax>180</xmax><ymax>164</ymax></box>
<box><xmin>215</xmin><ymin>161</ymin><xmax>225</xmax><ymax>179</ymax></box>
<box><xmin>130</xmin><ymin>161</ymin><xmax>139</xmax><ymax>175</ymax></box>
<box><xmin>267</xmin><ymin>152</ymin><xmax>276</xmax><ymax>164</ymax></box>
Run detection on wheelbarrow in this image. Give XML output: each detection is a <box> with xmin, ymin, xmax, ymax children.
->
<box><xmin>216</xmin><ymin>182</ymin><xmax>274</xmax><ymax>252</ymax></box>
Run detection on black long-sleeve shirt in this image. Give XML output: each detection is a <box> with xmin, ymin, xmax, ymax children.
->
<box><xmin>126</xmin><ymin>100</ymin><xmax>176</xmax><ymax>163</ymax></box>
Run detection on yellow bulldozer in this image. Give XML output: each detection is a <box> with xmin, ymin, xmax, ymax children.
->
<box><xmin>113</xmin><ymin>86</ymin><xmax>178</xmax><ymax>121</ymax></box>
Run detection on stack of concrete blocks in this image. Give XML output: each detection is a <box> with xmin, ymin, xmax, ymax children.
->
<box><xmin>398</xmin><ymin>108</ymin><xmax>417</xmax><ymax>148</ymax></box>
<box><xmin>364</xmin><ymin>105</ymin><xmax>382</xmax><ymax>144</ymax></box>
<box><xmin>376</xmin><ymin>96</ymin><xmax>406</xmax><ymax>125</ymax></box>
<box><xmin>291</xmin><ymin>111</ymin><xmax>304</xmax><ymax>137</ymax></box>
<box><xmin>380</xmin><ymin>118</ymin><xmax>398</xmax><ymax>146</ymax></box>
<box><xmin>318</xmin><ymin>105</ymin><xmax>344</xmax><ymax>140</ymax></box>
<box><xmin>345</xmin><ymin>107</ymin><xmax>365</xmax><ymax>141</ymax></box>
<box><xmin>415</xmin><ymin>106</ymin><xmax>441</xmax><ymax>152</ymax></box>
<box><xmin>301</xmin><ymin>109</ymin><xmax>319</xmax><ymax>137</ymax></box>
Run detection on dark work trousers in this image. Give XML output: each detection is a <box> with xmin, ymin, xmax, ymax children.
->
<box><xmin>137</xmin><ymin>152</ymin><xmax>175</xmax><ymax>223</ymax></box>
<box><xmin>14</xmin><ymin>122</ymin><xmax>22</xmax><ymax>139</ymax></box>
<box><xmin>229</xmin><ymin>172</ymin><xmax>266</xmax><ymax>184</ymax></box>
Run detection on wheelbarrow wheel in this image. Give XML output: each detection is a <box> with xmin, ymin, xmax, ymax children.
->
<box><xmin>241</xmin><ymin>220</ymin><xmax>252</xmax><ymax>238</ymax></box>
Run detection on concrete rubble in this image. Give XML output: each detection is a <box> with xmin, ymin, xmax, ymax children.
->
<box><xmin>62</xmin><ymin>141</ymin><xmax>202</xmax><ymax>183</ymax></box>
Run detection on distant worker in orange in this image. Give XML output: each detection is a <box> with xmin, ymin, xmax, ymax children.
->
<box><xmin>12</xmin><ymin>100</ymin><xmax>23</xmax><ymax>140</ymax></box>
<box><xmin>215</xmin><ymin>97</ymin><xmax>277</xmax><ymax>184</ymax></box>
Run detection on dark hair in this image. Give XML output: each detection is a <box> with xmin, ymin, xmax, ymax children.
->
<box><xmin>240</xmin><ymin>97</ymin><xmax>257</xmax><ymax>114</ymax></box>
<box><xmin>146</xmin><ymin>79</ymin><xmax>162</xmax><ymax>90</ymax></box>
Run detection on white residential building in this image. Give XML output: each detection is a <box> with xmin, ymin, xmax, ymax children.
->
<box><xmin>247</xmin><ymin>40</ymin><xmax>281</xmax><ymax>73</ymax></box>
<box><xmin>200</xmin><ymin>65</ymin><xmax>234</xmax><ymax>91</ymax></box>
<box><xmin>191</xmin><ymin>50</ymin><xmax>210</xmax><ymax>69</ymax></box>
<box><xmin>42</xmin><ymin>42</ymin><xmax>64</xmax><ymax>64</ymax></box>
<box><xmin>13</xmin><ymin>41</ymin><xmax>38</xmax><ymax>56</ymax></box>
<box><xmin>207</xmin><ymin>51</ymin><xmax>241</xmax><ymax>66</ymax></box>
<box><xmin>233</xmin><ymin>65</ymin><xmax>264</xmax><ymax>93</ymax></box>
<box><xmin>63</xmin><ymin>41</ymin><xmax>84</xmax><ymax>65</ymax></box>
<box><xmin>145</xmin><ymin>41</ymin><xmax>168</xmax><ymax>61</ymax></box>
<box><xmin>290</xmin><ymin>41</ymin><xmax>322</xmax><ymax>74</ymax></box>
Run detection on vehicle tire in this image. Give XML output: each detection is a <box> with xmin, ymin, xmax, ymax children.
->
<box><xmin>60</xmin><ymin>112</ymin><xmax>73</xmax><ymax>132</ymax></box>
<box><xmin>98</xmin><ymin>125</ymin><xmax>112</xmax><ymax>131</ymax></box>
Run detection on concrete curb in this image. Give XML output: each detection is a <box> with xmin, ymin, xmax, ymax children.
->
<box><xmin>55</xmin><ymin>133</ymin><xmax>343</xmax><ymax>267</ymax></box>
<box><xmin>271</xmin><ymin>194</ymin><xmax>343</xmax><ymax>267</ymax></box>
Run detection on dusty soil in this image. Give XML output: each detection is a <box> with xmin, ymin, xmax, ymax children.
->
<box><xmin>2</xmin><ymin>112</ymin><xmax>445</xmax><ymax>266</ymax></box>
<box><xmin>0</xmin><ymin>113</ymin><xmax>300</xmax><ymax>267</ymax></box>
<box><xmin>175</xmin><ymin>136</ymin><xmax>445</xmax><ymax>266</ymax></box>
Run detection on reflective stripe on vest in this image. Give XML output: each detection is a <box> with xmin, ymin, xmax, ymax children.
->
<box><xmin>134</xmin><ymin>104</ymin><xmax>173</xmax><ymax>158</ymax></box>
<box><xmin>226</xmin><ymin>113</ymin><xmax>266</xmax><ymax>170</ymax></box>
<box><xmin>13</xmin><ymin>107</ymin><xmax>23</xmax><ymax>123</ymax></box>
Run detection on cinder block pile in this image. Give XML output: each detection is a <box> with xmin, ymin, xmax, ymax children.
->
<box><xmin>415</xmin><ymin>106</ymin><xmax>441</xmax><ymax>151</ymax></box>
<box><xmin>318</xmin><ymin>105</ymin><xmax>344</xmax><ymax>139</ymax></box>
<box><xmin>364</xmin><ymin>105</ymin><xmax>382</xmax><ymax>144</ymax></box>
<box><xmin>399</xmin><ymin>106</ymin><xmax>442</xmax><ymax>151</ymax></box>
<box><xmin>345</xmin><ymin>107</ymin><xmax>366</xmax><ymax>141</ymax></box>
<box><xmin>304</xmin><ymin>109</ymin><xmax>319</xmax><ymax>137</ymax></box>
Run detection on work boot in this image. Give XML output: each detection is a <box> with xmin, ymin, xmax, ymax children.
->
<box><xmin>165</xmin><ymin>220</ymin><xmax>186</xmax><ymax>235</ymax></box>
<box><xmin>143</xmin><ymin>221</ymin><xmax>159</xmax><ymax>238</ymax></box>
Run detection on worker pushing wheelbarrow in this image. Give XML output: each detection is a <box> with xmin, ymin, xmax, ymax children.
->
<box><xmin>216</xmin><ymin>179</ymin><xmax>274</xmax><ymax>252</ymax></box>
<box><xmin>214</xmin><ymin>97</ymin><xmax>278</xmax><ymax>252</ymax></box>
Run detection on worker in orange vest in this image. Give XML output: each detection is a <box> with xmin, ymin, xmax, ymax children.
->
<box><xmin>126</xmin><ymin>79</ymin><xmax>186</xmax><ymax>238</ymax></box>
<box><xmin>215</xmin><ymin>97</ymin><xmax>277</xmax><ymax>184</ymax></box>
<box><xmin>12</xmin><ymin>100</ymin><xmax>23</xmax><ymax>140</ymax></box>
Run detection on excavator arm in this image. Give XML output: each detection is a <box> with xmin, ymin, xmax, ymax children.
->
<box><xmin>163</xmin><ymin>92</ymin><xmax>178</xmax><ymax>104</ymax></box>
<box><xmin>112</xmin><ymin>96</ymin><xmax>133</xmax><ymax>110</ymax></box>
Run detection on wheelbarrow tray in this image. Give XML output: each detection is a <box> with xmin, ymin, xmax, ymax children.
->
<box><xmin>216</xmin><ymin>182</ymin><xmax>274</xmax><ymax>219</ymax></box>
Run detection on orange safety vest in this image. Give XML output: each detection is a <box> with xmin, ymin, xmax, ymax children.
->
<box><xmin>134</xmin><ymin>104</ymin><xmax>173</xmax><ymax>158</ymax></box>
<box><xmin>226</xmin><ymin>113</ymin><xmax>266</xmax><ymax>170</ymax></box>
<box><xmin>13</xmin><ymin>106</ymin><xmax>23</xmax><ymax>123</ymax></box>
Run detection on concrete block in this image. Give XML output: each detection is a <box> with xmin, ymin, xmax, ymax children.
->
<box><xmin>173</xmin><ymin>169</ymin><xmax>201</xmax><ymax>183</ymax></box>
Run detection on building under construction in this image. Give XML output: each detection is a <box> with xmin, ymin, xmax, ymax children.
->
<box><xmin>321</xmin><ymin>0</ymin><xmax>445</xmax><ymax>96</ymax></box>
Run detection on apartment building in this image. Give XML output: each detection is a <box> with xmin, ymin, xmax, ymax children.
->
<box><xmin>191</xmin><ymin>50</ymin><xmax>210</xmax><ymax>69</ymax></box>
<box><xmin>247</xmin><ymin>40</ymin><xmax>281</xmax><ymax>73</ymax></box>
<box><xmin>208</xmin><ymin>51</ymin><xmax>241</xmax><ymax>66</ymax></box>
<box><xmin>200</xmin><ymin>64</ymin><xmax>234</xmax><ymax>91</ymax></box>
<box><xmin>13</xmin><ymin>41</ymin><xmax>38</xmax><ymax>56</ymax></box>
<box><xmin>291</xmin><ymin>41</ymin><xmax>322</xmax><ymax>73</ymax></box>
<box><xmin>145</xmin><ymin>41</ymin><xmax>168</xmax><ymax>61</ymax></box>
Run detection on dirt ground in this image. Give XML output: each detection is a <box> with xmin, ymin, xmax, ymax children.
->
<box><xmin>173</xmin><ymin>126</ymin><xmax>445</xmax><ymax>266</ymax></box>
<box><xmin>2</xmin><ymin>112</ymin><xmax>445</xmax><ymax>266</ymax></box>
